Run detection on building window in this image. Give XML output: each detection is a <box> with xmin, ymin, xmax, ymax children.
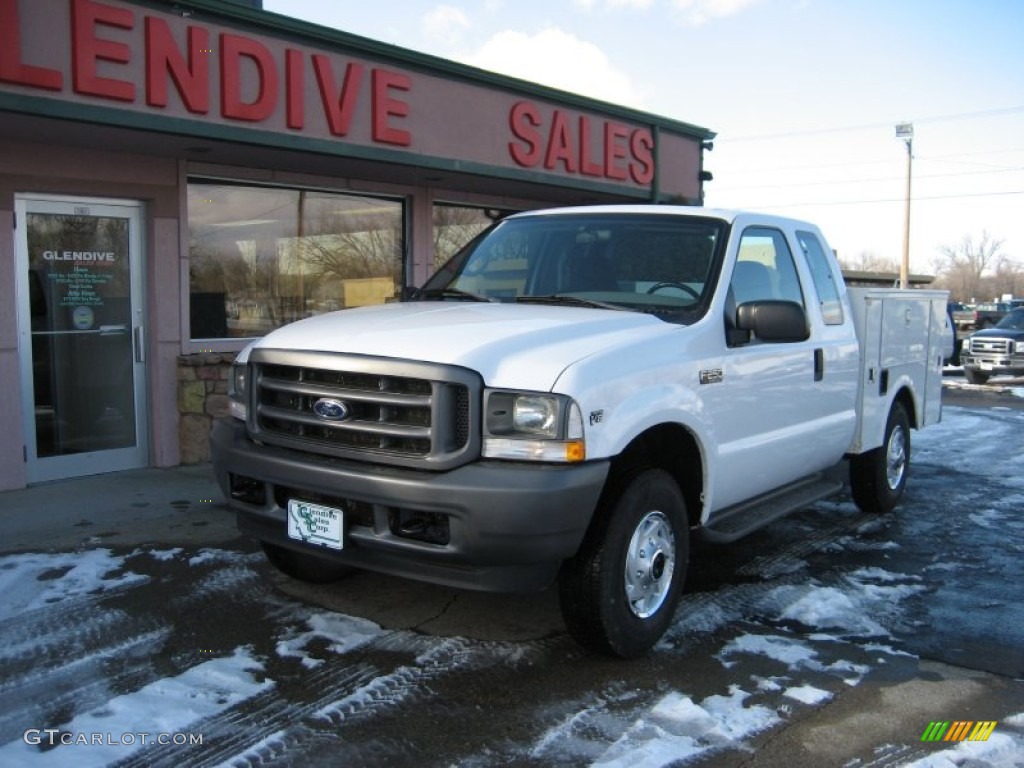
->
<box><xmin>188</xmin><ymin>182</ymin><xmax>404</xmax><ymax>340</ymax></box>
<box><xmin>432</xmin><ymin>204</ymin><xmax>495</xmax><ymax>271</ymax></box>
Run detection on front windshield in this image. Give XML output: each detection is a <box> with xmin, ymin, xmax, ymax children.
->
<box><xmin>995</xmin><ymin>309</ymin><xmax>1024</xmax><ymax>330</ymax></box>
<box><xmin>418</xmin><ymin>213</ymin><xmax>727</xmax><ymax>324</ymax></box>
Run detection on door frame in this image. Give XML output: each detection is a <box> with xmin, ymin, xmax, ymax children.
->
<box><xmin>14</xmin><ymin>194</ymin><xmax>149</xmax><ymax>484</ymax></box>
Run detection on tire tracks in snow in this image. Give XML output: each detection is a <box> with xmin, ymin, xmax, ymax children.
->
<box><xmin>0</xmin><ymin>550</ymin><xmax>271</xmax><ymax>748</ymax></box>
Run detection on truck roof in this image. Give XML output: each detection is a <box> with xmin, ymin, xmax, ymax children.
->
<box><xmin>507</xmin><ymin>204</ymin><xmax>820</xmax><ymax>231</ymax></box>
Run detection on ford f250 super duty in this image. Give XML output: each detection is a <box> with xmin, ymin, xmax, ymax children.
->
<box><xmin>212</xmin><ymin>206</ymin><xmax>952</xmax><ymax>657</ymax></box>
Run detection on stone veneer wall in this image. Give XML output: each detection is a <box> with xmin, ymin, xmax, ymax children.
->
<box><xmin>177</xmin><ymin>353</ymin><xmax>237</xmax><ymax>463</ymax></box>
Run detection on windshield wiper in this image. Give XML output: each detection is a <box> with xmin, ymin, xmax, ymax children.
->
<box><xmin>416</xmin><ymin>287</ymin><xmax>497</xmax><ymax>303</ymax></box>
<box><xmin>516</xmin><ymin>294</ymin><xmax>626</xmax><ymax>311</ymax></box>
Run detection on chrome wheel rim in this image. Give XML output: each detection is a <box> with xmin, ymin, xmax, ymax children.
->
<box><xmin>624</xmin><ymin>511</ymin><xmax>676</xmax><ymax>619</ymax></box>
<box><xmin>886</xmin><ymin>424</ymin><xmax>908</xmax><ymax>490</ymax></box>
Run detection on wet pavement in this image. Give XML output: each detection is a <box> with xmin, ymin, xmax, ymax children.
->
<box><xmin>0</xmin><ymin>379</ymin><xmax>1022</xmax><ymax>767</ymax></box>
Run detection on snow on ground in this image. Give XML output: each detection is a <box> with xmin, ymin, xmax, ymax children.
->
<box><xmin>900</xmin><ymin>731</ymin><xmax>1024</xmax><ymax>768</ymax></box>
<box><xmin>0</xmin><ymin>549</ymin><xmax>146</xmax><ymax>622</ymax></box>
<box><xmin>0</xmin><ymin>646</ymin><xmax>271</xmax><ymax>767</ymax></box>
<box><xmin>276</xmin><ymin>612</ymin><xmax>384</xmax><ymax>668</ymax></box>
<box><xmin>591</xmin><ymin>687</ymin><xmax>781</xmax><ymax>768</ymax></box>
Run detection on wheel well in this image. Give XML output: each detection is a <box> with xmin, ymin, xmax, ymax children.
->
<box><xmin>893</xmin><ymin>387</ymin><xmax>918</xmax><ymax>428</ymax></box>
<box><xmin>608</xmin><ymin>424</ymin><xmax>704</xmax><ymax>528</ymax></box>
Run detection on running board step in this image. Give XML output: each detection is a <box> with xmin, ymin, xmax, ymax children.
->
<box><xmin>700</xmin><ymin>475</ymin><xmax>844</xmax><ymax>543</ymax></box>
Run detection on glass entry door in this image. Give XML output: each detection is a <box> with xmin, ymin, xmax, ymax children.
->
<box><xmin>15</xmin><ymin>196</ymin><xmax>148</xmax><ymax>483</ymax></box>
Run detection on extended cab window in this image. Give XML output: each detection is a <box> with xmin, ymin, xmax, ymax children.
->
<box><xmin>796</xmin><ymin>230</ymin><xmax>844</xmax><ymax>325</ymax></box>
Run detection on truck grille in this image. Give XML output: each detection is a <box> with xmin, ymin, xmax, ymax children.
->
<box><xmin>247</xmin><ymin>350</ymin><xmax>479</xmax><ymax>469</ymax></box>
<box><xmin>969</xmin><ymin>337</ymin><xmax>1012</xmax><ymax>355</ymax></box>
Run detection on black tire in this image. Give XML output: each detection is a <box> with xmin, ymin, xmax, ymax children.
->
<box><xmin>558</xmin><ymin>468</ymin><xmax>689</xmax><ymax>658</ymax></box>
<box><xmin>850</xmin><ymin>402</ymin><xmax>910</xmax><ymax>514</ymax></box>
<box><xmin>261</xmin><ymin>541</ymin><xmax>355</xmax><ymax>583</ymax></box>
<box><xmin>964</xmin><ymin>367</ymin><xmax>990</xmax><ymax>385</ymax></box>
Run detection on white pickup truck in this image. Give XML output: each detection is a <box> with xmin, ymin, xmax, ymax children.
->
<box><xmin>212</xmin><ymin>206</ymin><xmax>952</xmax><ymax>657</ymax></box>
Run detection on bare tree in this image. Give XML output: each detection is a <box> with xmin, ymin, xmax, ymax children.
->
<box><xmin>837</xmin><ymin>251</ymin><xmax>900</xmax><ymax>274</ymax></box>
<box><xmin>932</xmin><ymin>231</ymin><xmax>1004</xmax><ymax>302</ymax></box>
<box><xmin>433</xmin><ymin>205</ymin><xmax>492</xmax><ymax>269</ymax></box>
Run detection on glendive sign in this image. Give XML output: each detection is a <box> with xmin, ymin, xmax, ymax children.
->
<box><xmin>0</xmin><ymin>0</ymin><xmax>703</xmax><ymax>198</ymax></box>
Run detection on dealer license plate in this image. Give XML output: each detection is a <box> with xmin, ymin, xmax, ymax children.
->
<box><xmin>287</xmin><ymin>499</ymin><xmax>344</xmax><ymax>550</ymax></box>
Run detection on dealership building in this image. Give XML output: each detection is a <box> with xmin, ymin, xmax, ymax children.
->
<box><xmin>0</xmin><ymin>0</ymin><xmax>713</xmax><ymax>491</ymax></box>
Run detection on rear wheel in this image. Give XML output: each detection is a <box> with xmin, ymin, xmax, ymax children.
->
<box><xmin>558</xmin><ymin>468</ymin><xmax>689</xmax><ymax>658</ymax></box>
<box><xmin>261</xmin><ymin>542</ymin><xmax>355</xmax><ymax>583</ymax></box>
<box><xmin>850</xmin><ymin>401</ymin><xmax>910</xmax><ymax>514</ymax></box>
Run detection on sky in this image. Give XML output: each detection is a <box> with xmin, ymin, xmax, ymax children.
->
<box><xmin>261</xmin><ymin>0</ymin><xmax>1024</xmax><ymax>282</ymax></box>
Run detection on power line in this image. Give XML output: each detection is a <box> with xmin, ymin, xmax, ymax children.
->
<box><xmin>728</xmin><ymin>189</ymin><xmax>1024</xmax><ymax>210</ymax></box>
<box><xmin>718</xmin><ymin>106</ymin><xmax>1024</xmax><ymax>143</ymax></box>
<box><xmin>714</xmin><ymin>166</ymin><xmax>1024</xmax><ymax>193</ymax></box>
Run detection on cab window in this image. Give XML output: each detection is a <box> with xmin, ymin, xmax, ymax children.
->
<box><xmin>797</xmin><ymin>230</ymin><xmax>844</xmax><ymax>325</ymax></box>
<box><xmin>730</xmin><ymin>228</ymin><xmax>805</xmax><ymax>307</ymax></box>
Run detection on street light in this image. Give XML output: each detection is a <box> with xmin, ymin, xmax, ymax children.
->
<box><xmin>895</xmin><ymin>122</ymin><xmax>914</xmax><ymax>289</ymax></box>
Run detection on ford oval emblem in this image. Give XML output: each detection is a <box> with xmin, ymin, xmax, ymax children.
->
<box><xmin>312</xmin><ymin>398</ymin><xmax>350</xmax><ymax>421</ymax></box>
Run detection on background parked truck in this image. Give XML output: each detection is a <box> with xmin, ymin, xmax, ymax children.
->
<box><xmin>213</xmin><ymin>206</ymin><xmax>952</xmax><ymax>657</ymax></box>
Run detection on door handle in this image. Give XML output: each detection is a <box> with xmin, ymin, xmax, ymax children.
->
<box><xmin>814</xmin><ymin>348</ymin><xmax>824</xmax><ymax>382</ymax></box>
<box><xmin>134</xmin><ymin>326</ymin><xmax>145</xmax><ymax>363</ymax></box>
<box><xmin>99</xmin><ymin>324</ymin><xmax>128</xmax><ymax>335</ymax></box>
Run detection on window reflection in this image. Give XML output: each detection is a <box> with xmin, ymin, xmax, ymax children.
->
<box><xmin>431</xmin><ymin>204</ymin><xmax>494</xmax><ymax>271</ymax></box>
<box><xmin>188</xmin><ymin>183</ymin><xmax>404</xmax><ymax>339</ymax></box>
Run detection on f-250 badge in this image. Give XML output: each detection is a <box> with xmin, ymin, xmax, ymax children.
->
<box><xmin>699</xmin><ymin>369</ymin><xmax>724</xmax><ymax>385</ymax></box>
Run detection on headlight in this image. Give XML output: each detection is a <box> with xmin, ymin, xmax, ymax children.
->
<box><xmin>1016</xmin><ymin>341</ymin><xmax>1024</xmax><ymax>354</ymax></box>
<box><xmin>513</xmin><ymin>395</ymin><xmax>558</xmax><ymax>436</ymax></box>
<box><xmin>228</xmin><ymin>362</ymin><xmax>248</xmax><ymax>420</ymax></box>
<box><xmin>483</xmin><ymin>391</ymin><xmax>585</xmax><ymax>462</ymax></box>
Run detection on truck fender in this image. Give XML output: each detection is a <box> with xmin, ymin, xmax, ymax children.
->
<box><xmin>579</xmin><ymin>383</ymin><xmax>715</xmax><ymax>526</ymax></box>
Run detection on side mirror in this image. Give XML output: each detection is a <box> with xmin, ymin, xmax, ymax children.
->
<box><xmin>735</xmin><ymin>300</ymin><xmax>809</xmax><ymax>343</ymax></box>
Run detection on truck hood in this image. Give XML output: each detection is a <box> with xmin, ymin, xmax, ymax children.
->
<box><xmin>246</xmin><ymin>301</ymin><xmax>675</xmax><ymax>391</ymax></box>
<box><xmin>970</xmin><ymin>327</ymin><xmax>1024</xmax><ymax>341</ymax></box>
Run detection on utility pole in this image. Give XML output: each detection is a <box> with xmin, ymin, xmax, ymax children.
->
<box><xmin>895</xmin><ymin>123</ymin><xmax>914</xmax><ymax>289</ymax></box>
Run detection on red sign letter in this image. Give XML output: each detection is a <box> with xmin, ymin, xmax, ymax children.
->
<box><xmin>285</xmin><ymin>48</ymin><xmax>303</xmax><ymax>130</ymax></box>
<box><xmin>544</xmin><ymin>110</ymin><xmax>577</xmax><ymax>173</ymax></box>
<box><xmin>144</xmin><ymin>18</ymin><xmax>209</xmax><ymax>114</ymax></box>
<box><xmin>508</xmin><ymin>101</ymin><xmax>542</xmax><ymax>167</ymax></box>
<box><xmin>603</xmin><ymin>121</ymin><xmax>629</xmax><ymax>181</ymax></box>
<box><xmin>72</xmin><ymin>0</ymin><xmax>135</xmax><ymax>102</ymax></box>
<box><xmin>313</xmin><ymin>55</ymin><xmax>362</xmax><ymax>137</ymax></box>
<box><xmin>630</xmin><ymin>129</ymin><xmax>655</xmax><ymax>185</ymax></box>
<box><xmin>0</xmin><ymin>0</ymin><xmax>62</xmax><ymax>90</ymax></box>
<box><xmin>220</xmin><ymin>33</ymin><xmax>278</xmax><ymax>122</ymax></box>
<box><xmin>372</xmin><ymin>69</ymin><xmax>411</xmax><ymax>146</ymax></box>
<box><xmin>578</xmin><ymin>116</ymin><xmax>603</xmax><ymax>177</ymax></box>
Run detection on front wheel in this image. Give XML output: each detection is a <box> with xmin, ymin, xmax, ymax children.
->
<box><xmin>558</xmin><ymin>468</ymin><xmax>689</xmax><ymax>658</ymax></box>
<box><xmin>964</xmin><ymin>368</ymin><xmax>990</xmax><ymax>385</ymax></box>
<box><xmin>261</xmin><ymin>541</ymin><xmax>356</xmax><ymax>583</ymax></box>
<box><xmin>850</xmin><ymin>402</ymin><xmax>910</xmax><ymax>514</ymax></box>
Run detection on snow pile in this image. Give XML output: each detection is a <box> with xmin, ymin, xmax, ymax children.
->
<box><xmin>0</xmin><ymin>549</ymin><xmax>145</xmax><ymax>621</ymax></box>
<box><xmin>717</xmin><ymin>633</ymin><xmax>819</xmax><ymax>669</ymax></box>
<box><xmin>590</xmin><ymin>687</ymin><xmax>779</xmax><ymax>768</ymax></box>
<box><xmin>781</xmin><ymin>685</ymin><xmax>832</xmax><ymax>705</ymax></box>
<box><xmin>759</xmin><ymin>568</ymin><xmax>925</xmax><ymax>639</ymax></box>
<box><xmin>0</xmin><ymin>646</ymin><xmax>271</xmax><ymax>767</ymax></box>
<box><xmin>902</xmin><ymin>730</ymin><xmax>1024</xmax><ymax>768</ymax></box>
<box><xmin>276</xmin><ymin>612</ymin><xmax>384</xmax><ymax>667</ymax></box>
